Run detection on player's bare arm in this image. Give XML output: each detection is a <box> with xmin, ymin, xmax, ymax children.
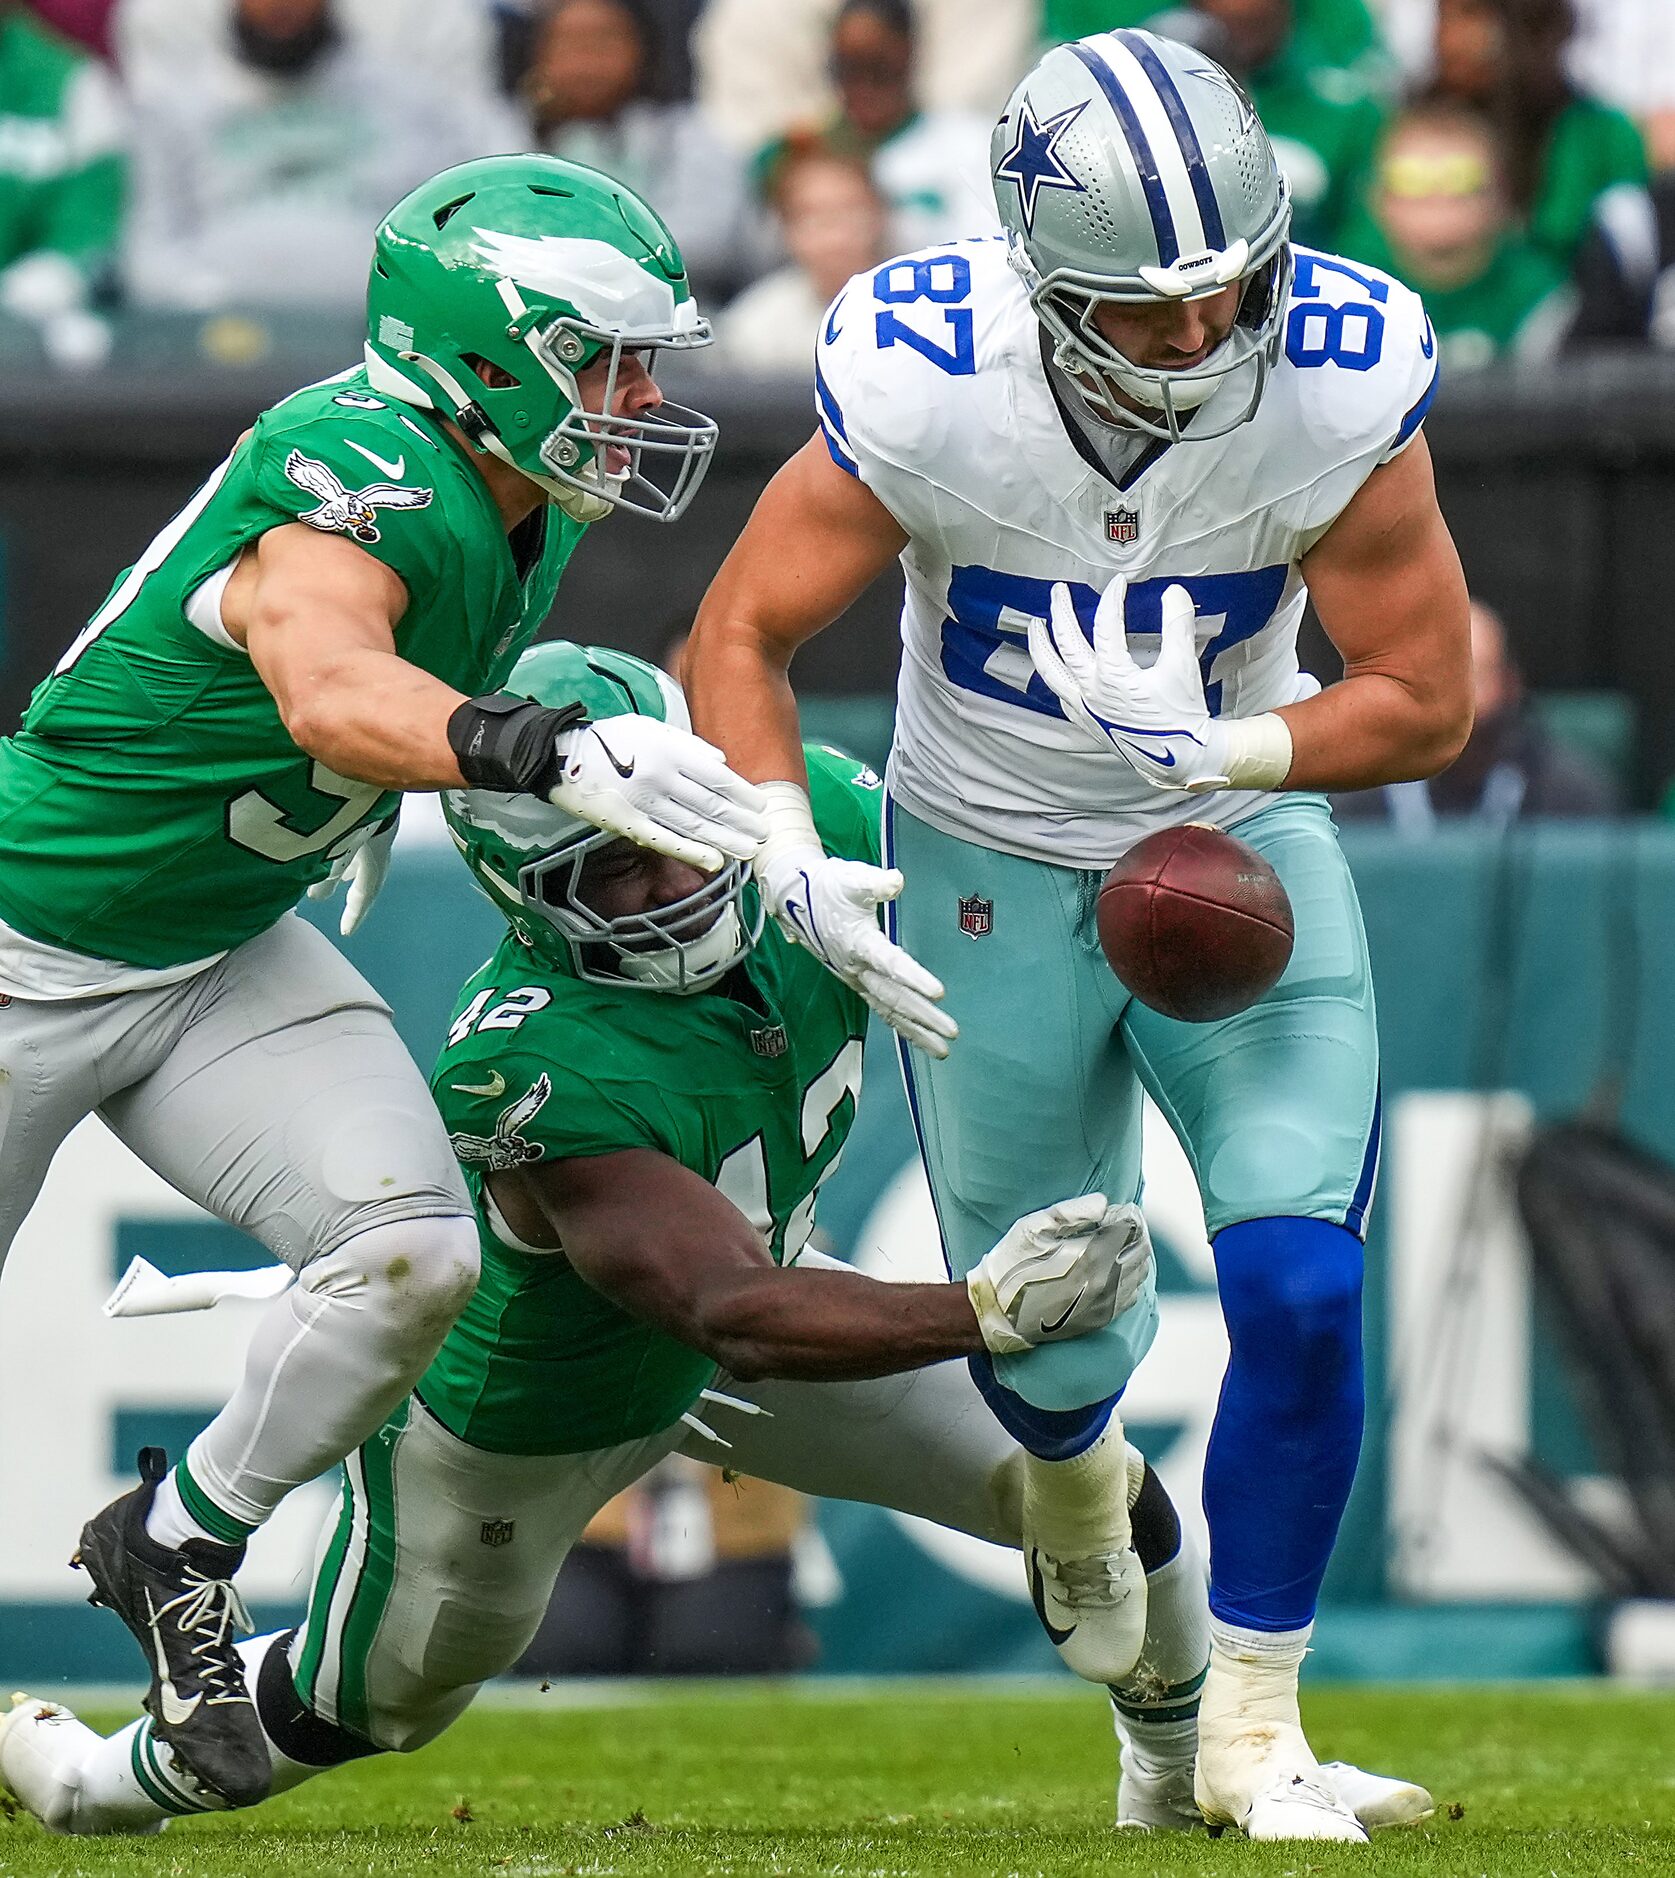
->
<box><xmin>494</xmin><ymin>1149</ymin><xmax>983</xmax><ymax>1381</ymax></box>
<box><xmin>490</xmin><ymin>1148</ymin><xmax>1147</xmax><ymax>1383</ymax></box>
<box><xmin>687</xmin><ymin>435</ymin><xmax>906</xmax><ymax>786</ymax></box>
<box><xmin>1284</xmin><ymin>432</ymin><xmax>1474</xmax><ymax>791</ymax></box>
<box><xmin>230</xmin><ymin>525</ymin><xmax>471</xmax><ymax>790</ymax></box>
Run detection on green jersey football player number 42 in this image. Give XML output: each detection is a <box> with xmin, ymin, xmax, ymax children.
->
<box><xmin>0</xmin><ymin>156</ymin><xmax>765</xmax><ymax>1810</ymax></box>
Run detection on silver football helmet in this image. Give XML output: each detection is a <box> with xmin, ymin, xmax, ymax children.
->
<box><xmin>991</xmin><ymin>29</ymin><xmax>1292</xmax><ymax>442</ymax></box>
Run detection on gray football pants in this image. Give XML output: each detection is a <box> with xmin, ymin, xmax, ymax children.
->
<box><xmin>0</xmin><ymin>914</ymin><xmax>475</xmax><ymax>1529</ymax></box>
<box><xmin>290</xmin><ymin>1339</ymin><xmax>1029</xmax><ymax>1752</ymax></box>
<box><xmin>0</xmin><ymin>913</ymin><xmax>468</xmax><ymax>1273</ymax></box>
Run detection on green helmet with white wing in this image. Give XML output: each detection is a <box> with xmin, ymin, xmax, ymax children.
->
<box><xmin>444</xmin><ymin>642</ymin><xmax>763</xmax><ymax>995</ymax></box>
<box><xmin>365</xmin><ymin>154</ymin><xmax>717</xmax><ymax>523</ymax></box>
<box><xmin>992</xmin><ymin>30</ymin><xmax>1291</xmax><ymax>442</ymax></box>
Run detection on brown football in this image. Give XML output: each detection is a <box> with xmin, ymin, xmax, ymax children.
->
<box><xmin>1097</xmin><ymin>824</ymin><xmax>1295</xmax><ymax>1023</ymax></box>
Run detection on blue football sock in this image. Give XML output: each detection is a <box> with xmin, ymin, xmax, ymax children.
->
<box><xmin>1202</xmin><ymin>1216</ymin><xmax>1365</xmax><ymax>1631</ymax></box>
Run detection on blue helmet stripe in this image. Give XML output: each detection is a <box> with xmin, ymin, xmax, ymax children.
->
<box><xmin>1116</xmin><ymin>30</ymin><xmax>1228</xmax><ymax>251</ymax></box>
<box><xmin>1069</xmin><ymin>40</ymin><xmax>1179</xmax><ymax>266</ymax></box>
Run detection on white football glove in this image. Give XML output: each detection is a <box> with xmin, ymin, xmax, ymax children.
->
<box><xmin>966</xmin><ymin>1194</ymin><xmax>1153</xmax><ymax>1356</ymax></box>
<box><xmin>1028</xmin><ymin>578</ymin><xmax>1293</xmax><ymax>795</ymax></box>
<box><xmin>549</xmin><ymin>718</ymin><xmax>768</xmax><ymax>873</ymax></box>
<box><xmin>755</xmin><ymin>782</ymin><xmax>957</xmax><ymax>1059</ymax></box>
<box><xmin>307</xmin><ymin>813</ymin><xmax>397</xmax><ymax>937</ymax></box>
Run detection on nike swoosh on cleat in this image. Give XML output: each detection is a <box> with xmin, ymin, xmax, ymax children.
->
<box><xmin>344</xmin><ymin>439</ymin><xmax>406</xmax><ymax>479</ymax></box>
<box><xmin>1028</xmin><ymin>1546</ymin><xmax>1076</xmax><ymax>1648</ymax></box>
<box><xmin>452</xmin><ymin>1072</ymin><xmax>506</xmax><ymax>1098</ymax></box>
<box><xmin>1039</xmin><ymin>1284</ymin><xmax>1087</xmax><ymax>1337</ymax></box>
<box><xmin>145</xmin><ymin>1597</ymin><xmax>201</xmax><ymax>1727</ymax></box>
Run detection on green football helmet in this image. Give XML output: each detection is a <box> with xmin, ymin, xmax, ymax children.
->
<box><xmin>444</xmin><ymin>642</ymin><xmax>763</xmax><ymax>994</ymax></box>
<box><xmin>365</xmin><ymin>154</ymin><xmax>717</xmax><ymax>523</ymax></box>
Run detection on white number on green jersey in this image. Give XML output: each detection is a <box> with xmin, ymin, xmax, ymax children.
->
<box><xmin>447</xmin><ymin>985</ymin><xmax>554</xmax><ymax>1047</ymax></box>
<box><xmin>714</xmin><ymin>1038</ymin><xmax>864</xmax><ymax>1262</ymax></box>
<box><xmin>227</xmin><ymin>760</ymin><xmax>387</xmax><ymax>863</ymax></box>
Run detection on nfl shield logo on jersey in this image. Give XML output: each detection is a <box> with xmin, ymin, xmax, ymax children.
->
<box><xmin>958</xmin><ymin>895</ymin><xmax>993</xmax><ymax>939</ymax></box>
<box><xmin>480</xmin><ymin>1518</ymin><xmax>516</xmax><ymax>1548</ymax></box>
<box><xmin>1105</xmin><ymin>507</ymin><xmax>1140</xmax><ymax>545</ymax></box>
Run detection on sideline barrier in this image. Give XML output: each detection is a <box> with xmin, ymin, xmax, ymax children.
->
<box><xmin>3</xmin><ymin>346</ymin><xmax>1675</xmax><ymax>791</ymax></box>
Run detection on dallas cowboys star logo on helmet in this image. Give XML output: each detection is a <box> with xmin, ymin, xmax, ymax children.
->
<box><xmin>994</xmin><ymin>97</ymin><xmax>1088</xmax><ymax>235</ymax></box>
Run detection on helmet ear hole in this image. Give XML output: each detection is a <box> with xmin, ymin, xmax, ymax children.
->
<box><xmin>432</xmin><ymin>192</ymin><xmax>476</xmax><ymax>231</ymax></box>
<box><xmin>464</xmin><ymin>352</ymin><xmax>522</xmax><ymax>390</ymax></box>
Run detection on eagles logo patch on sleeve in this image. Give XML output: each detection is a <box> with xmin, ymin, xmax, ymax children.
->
<box><xmin>283</xmin><ymin>449</ymin><xmax>434</xmax><ymax>544</ymax></box>
<box><xmin>449</xmin><ymin>1075</ymin><xmax>551</xmax><ymax>1172</ymax></box>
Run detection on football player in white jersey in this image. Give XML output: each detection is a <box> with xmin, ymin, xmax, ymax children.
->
<box><xmin>684</xmin><ymin>29</ymin><xmax>1471</xmax><ymax>1844</ymax></box>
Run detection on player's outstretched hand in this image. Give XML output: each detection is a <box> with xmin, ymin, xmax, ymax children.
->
<box><xmin>549</xmin><ymin>718</ymin><xmax>769</xmax><ymax>873</ymax></box>
<box><xmin>1028</xmin><ymin>578</ymin><xmax>1233</xmax><ymax>792</ymax></box>
<box><xmin>307</xmin><ymin>813</ymin><xmax>397</xmax><ymax>936</ymax></box>
<box><xmin>755</xmin><ymin>783</ymin><xmax>958</xmax><ymax>1059</ymax></box>
<box><xmin>966</xmin><ymin>1195</ymin><xmax>1153</xmax><ymax>1355</ymax></box>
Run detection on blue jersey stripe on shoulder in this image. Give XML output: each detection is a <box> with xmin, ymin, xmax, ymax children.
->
<box><xmin>814</xmin><ymin>361</ymin><xmax>850</xmax><ymax>442</ymax></box>
<box><xmin>1394</xmin><ymin>357</ymin><xmax>1441</xmax><ymax>449</ymax></box>
<box><xmin>1115</xmin><ymin>30</ymin><xmax>1226</xmax><ymax>251</ymax></box>
<box><xmin>820</xmin><ymin>417</ymin><xmax>859</xmax><ymax>478</ymax></box>
<box><xmin>1069</xmin><ymin>41</ymin><xmax>1179</xmax><ymax>266</ymax></box>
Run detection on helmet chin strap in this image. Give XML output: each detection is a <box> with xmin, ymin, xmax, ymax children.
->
<box><xmin>614</xmin><ymin>904</ymin><xmax>745</xmax><ymax>994</ymax></box>
<box><xmin>393</xmin><ymin>345</ymin><xmax>620</xmax><ymax>523</ymax></box>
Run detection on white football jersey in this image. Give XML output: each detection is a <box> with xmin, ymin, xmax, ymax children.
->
<box><xmin>814</xmin><ymin>236</ymin><xmax>1439</xmax><ymax>865</ymax></box>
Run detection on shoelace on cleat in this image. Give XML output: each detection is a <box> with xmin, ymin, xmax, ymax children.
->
<box><xmin>155</xmin><ymin>1568</ymin><xmax>255</xmax><ymax>1708</ymax></box>
<box><xmin>1043</xmin><ymin>1552</ymin><xmax>1132</xmax><ymax>1608</ymax></box>
<box><xmin>1266</xmin><ymin>1773</ymin><xmax>1354</xmax><ymax>1818</ymax></box>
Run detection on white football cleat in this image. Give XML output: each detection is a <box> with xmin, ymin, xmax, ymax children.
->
<box><xmin>1239</xmin><ymin>1769</ymin><xmax>1369</xmax><ymax>1842</ymax></box>
<box><xmin>1022</xmin><ymin>1422</ymin><xmax>1147</xmax><ymax>1683</ymax></box>
<box><xmin>1321</xmin><ymin>1760</ymin><xmax>1435</xmax><ymax>1830</ymax></box>
<box><xmin>1116</xmin><ymin>1756</ymin><xmax>1201</xmax><ymax>1831</ymax></box>
<box><xmin>0</xmin><ymin>1690</ymin><xmax>160</xmax><ymax>1837</ymax></box>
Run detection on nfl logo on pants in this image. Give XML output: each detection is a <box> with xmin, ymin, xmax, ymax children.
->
<box><xmin>1105</xmin><ymin>507</ymin><xmax>1140</xmax><ymax>544</ymax></box>
<box><xmin>958</xmin><ymin>895</ymin><xmax>993</xmax><ymax>939</ymax></box>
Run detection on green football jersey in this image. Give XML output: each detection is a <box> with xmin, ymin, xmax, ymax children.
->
<box><xmin>0</xmin><ymin>366</ymin><xmax>585</xmax><ymax>968</ymax></box>
<box><xmin>420</xmin><ymin>746</ymin><xmax>882</xmax><ymax>1458</ymax></box>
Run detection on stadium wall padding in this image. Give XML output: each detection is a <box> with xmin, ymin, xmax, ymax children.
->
<box><xmin>4</xmin><ymin>350</ymin><xmax>1675</xmax><ymax>794</ymax></box>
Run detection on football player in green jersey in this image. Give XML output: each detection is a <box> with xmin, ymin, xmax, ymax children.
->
<box><xmin>0</xmin><ymin>647</ymin><xmax>1429</xmax><ymax>1839</ymax></box>
<box><xmin>0</xmin><ymin>156</ymin><xmax>768</xmax><ymax>1808</ymax></box>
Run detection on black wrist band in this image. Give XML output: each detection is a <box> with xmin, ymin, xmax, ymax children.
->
<box><xmin>447</xmin><ymin>693</ymin><xmax>590</xmax><ymax>795</ymax></box>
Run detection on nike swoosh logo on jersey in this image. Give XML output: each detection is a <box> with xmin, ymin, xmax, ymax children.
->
<box><xmin>145</xmin><ymin>1596</ymin><xmax>202</xmax><ymax>1727</ymax></box>
<box><xmin>1039</xmin><ymin>1284</ymin><xmax>1086</xmax><ymax>1337</ymax></box>
<box><xmin>1420</xmin><ymin>318</ymin><xmax>1437</xmax><ymax>360</ymax></box>
<box><xmin>824</xmin><ymin>294</ymin><xmax>846</xmax><ymax>344</ymax></box>
<box><xmin>344</xmin><ymin>438</ymin><xmax>406</xmax><ymax>480</ymax></box>
<box><xmin>1027</xmin><ymin>1547</ymin><xmax>1076</xmax><ymax>1647</ymax></box>
<box><xmin>452</xmin><ymin>1072</ymin><xmax>507</xmax><ymax>1098</ymax></box>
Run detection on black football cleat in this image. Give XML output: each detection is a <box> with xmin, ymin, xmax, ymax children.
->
<box><xmin>71</xmin><ymin>1448</ymin><xmax>271</xmax><ymax>1807</ymax></box>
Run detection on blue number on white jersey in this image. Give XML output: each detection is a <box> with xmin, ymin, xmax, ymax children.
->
<box><xmin>1285</xmin><ymin>252</ymin><xmax>1388</xmax><ymax>373</ymax></box>
<box><xmin>872</xmin><ymin>255</ymin><xmax>976</xmax><ymax>377</ymax></box>
<box><xmin>941</xmin><ymin>564</ymin><xmax>1291</xmax><ymax>719</ymax></box>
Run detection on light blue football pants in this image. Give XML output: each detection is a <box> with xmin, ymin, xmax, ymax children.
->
<box><xmin>883</xmin><ymin>792</ymin><xmax>1380</xmax><ymax>1413</ymax></box>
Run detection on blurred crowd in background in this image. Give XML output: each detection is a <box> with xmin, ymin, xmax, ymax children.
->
<box><xmin>0</xmin><ymin>0</ymin><xmax>1671</xmax><ymax>373</ymax></box>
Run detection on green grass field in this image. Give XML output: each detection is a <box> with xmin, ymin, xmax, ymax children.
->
<box><xmin>2</xmin><ymin>1680</ymin><xmax>1673</xmax><ymax>1877</ymax></box>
